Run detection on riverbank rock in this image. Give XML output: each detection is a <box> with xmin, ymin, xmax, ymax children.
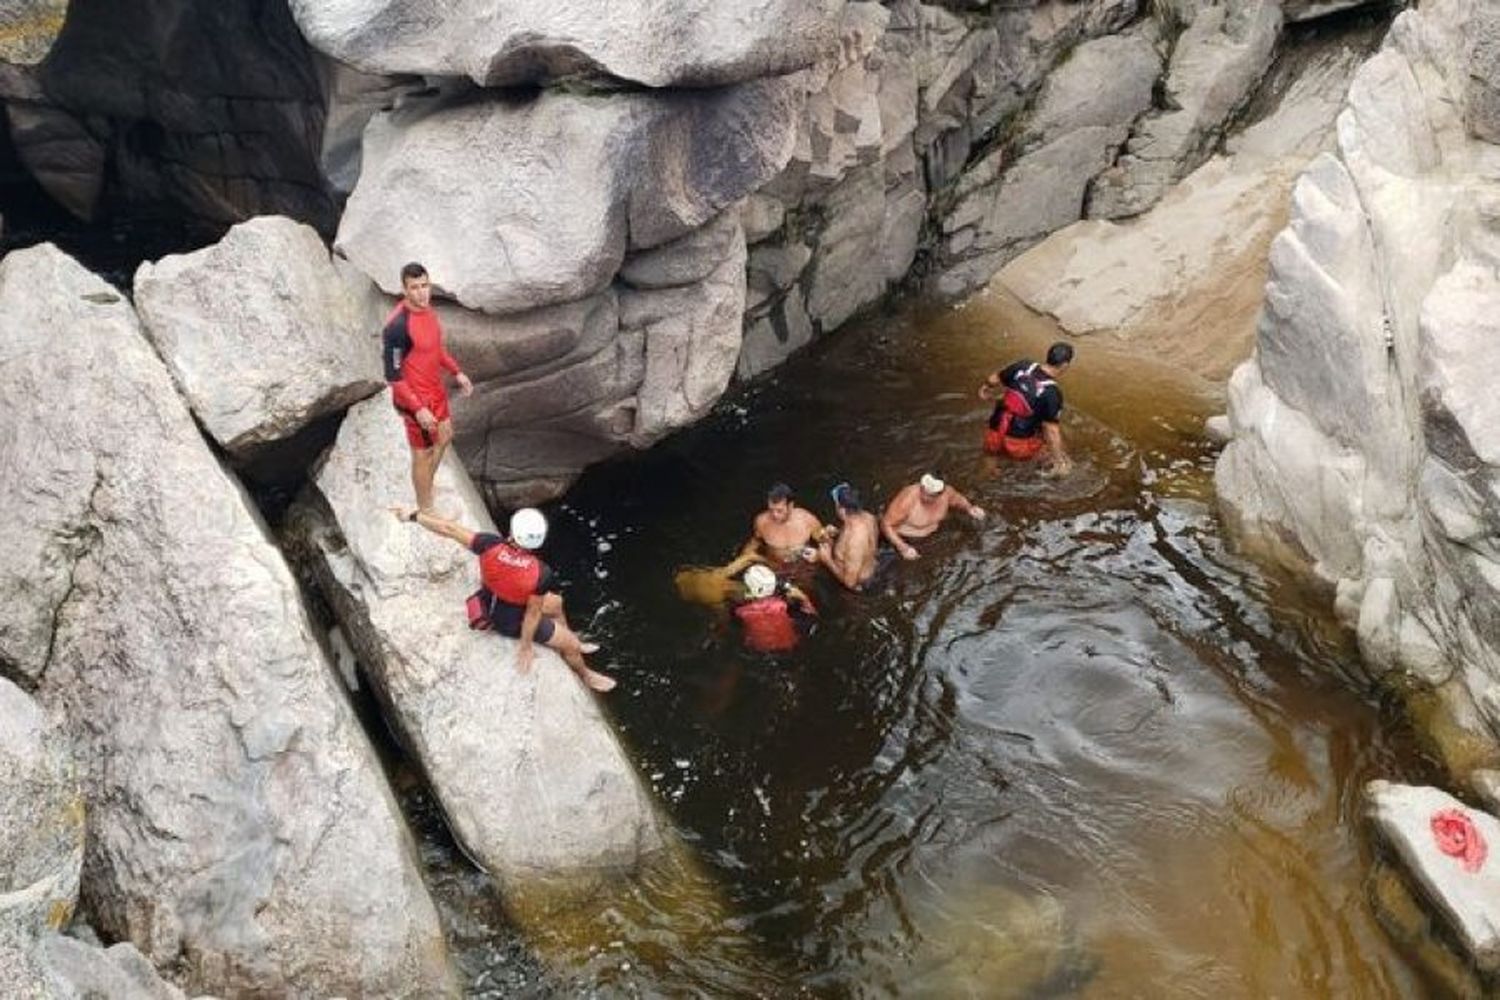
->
<box><xmin>1088</xmin><ymin>0</ymin><xmax>1282</xmax><ymax>220</ymax></box>
<box><xmin>133</xmin><ymin>216</ymin><xmax>383</xmax><ymax>456</ymax></box>
<box><xmin>933</xmin><ymin>26</ymin><xmax>1161</xmax><ymax>299</ymax></box>
<box><xmin>289</xmin><ymin>397</ymin><xmax>664</xmax><ymax>883</ymax></box>
<box><xmin>1216</xmin><ymin>0</ymin><xmax>1500</xmax><ymax>762</ymax></box>
<box><xmin>1366</xmin><ymin>781</ymin><xmax>1500</xmax><ymax>972</ymax></box>
<box><xmin>0</xmin><ymin>679</ymin><xmax>82</xmax><ymax>941</ymax></box>
<box><xmin>337</xmin><ymin>77</ymin><xmax>800</xmax><ymax>314</ymax></box>
<box><xmin>998</xmin><ymin>26</ymin><xmax>1374</xmax><ymax>383</ymax></box>
<box><xmin>0</xmin><ymin>244</ymin><xmax>457</xmax><ymax>997</ymax></box>
<box><xmin>289</xmin><ymin>0</ymin><xmax>843</xmax><ymax>88</ymax></box>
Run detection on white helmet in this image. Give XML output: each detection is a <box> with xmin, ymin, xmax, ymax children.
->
<box><xmin>509</xmin><ymin>508</ymin><xmax>548</xmax><ymax>550</ymax></box>
<box><xmin>743</xmin><ymin>564</ymin><xmax>777</xmax><ymax>600</ymax></box>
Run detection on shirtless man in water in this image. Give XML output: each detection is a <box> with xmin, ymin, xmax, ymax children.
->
<box><xmin>742</xmin><ymin>482</ymin><xmax>828</xmax><ymax>565</ymax></box>
<box><xmin>818</xmin><ymin>483</ymin><xmax>879</xmax><ymax>590</ymax></box>
<box><xmin>880</xmin><ymin>472</ymin><xmax>986</xmax><ymax>561</ymax></box>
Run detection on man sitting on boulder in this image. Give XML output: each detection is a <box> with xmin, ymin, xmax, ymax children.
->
<box><xmin>391</xmin><ymin>504</ymin><xmax>616</xmax><ymax>692</ymax></box>
<box><xmin>880</xmin><ymin>473</ymin><xmax>986</xmax><ymax>561</ymax></box>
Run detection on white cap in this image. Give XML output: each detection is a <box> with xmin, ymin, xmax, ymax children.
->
<box><xmin>743</xmin><ymin>564</ymin><xmax>777</xmax><ymax>600</ymax></box>
<box><xmin>920</xmin><ymin>473</ymin><xmax>945</xmax><ymax>495</ymax></box>
<box><xmin>509</xmin><ymin>508</ymin><xmax>548</xmax><ymax>550</ymax></box>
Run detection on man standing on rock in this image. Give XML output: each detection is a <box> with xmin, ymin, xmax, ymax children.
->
<box><xmin>383</xmin><ymin>262</ymin><xmax>472</xmax><ymax>512</ymax></box>
<box><xmin>818</xmin><ymin>483</ymin><xmax>880</xmax><ymax>591</ymax></box>
<box><xmin>391</xmin><ymin>504</ymin><xmax>617</xmax><ymax>692</ymax></box>
<box><xmin>979</xmin><ymin>341</ymin><xmax>1074</xmax><ymax>477</ymax></box>
<box><xmin>880</xmin><ymin>473</ymin><xmax>986</xmax><ymax>561</ymax></box>
<box><xmin>741</xmin><ymin>482</ymin><xmax>829</xmax><ymax>566</ymax></box>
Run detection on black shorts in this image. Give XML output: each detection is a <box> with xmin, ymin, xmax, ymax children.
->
<box><xmin>488</xmin><ymin>601</ymin><xmax>556</xmax><ymax>644</ymax></box>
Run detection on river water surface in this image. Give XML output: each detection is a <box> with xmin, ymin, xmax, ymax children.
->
<box><xmin>422</xmin><ymin>290</ymin><xmax>1437</xmax><ymax>997</ymax></box>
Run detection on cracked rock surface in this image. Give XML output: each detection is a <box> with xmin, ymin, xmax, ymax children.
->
<box><xmin>0</xmin><ymin>243</ymin><xmax>457</xmax><ymax>998</ymax></box>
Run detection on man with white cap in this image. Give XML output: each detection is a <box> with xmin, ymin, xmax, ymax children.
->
<box><xmin>879</xmin><ymin>472</ymin><xmax>986</xmax><ymax>561</ymax></box>
<box><xmin>391</xmin><ymin>503</ymin><xmax>617</xmax><ymax>692</ymax></box>
<box><xmin>733</xmin><ymin>563</ymin><xmax>816</xmax><ymax>653</ymax></box>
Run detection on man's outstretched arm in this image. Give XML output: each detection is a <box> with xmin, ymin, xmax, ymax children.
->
<box><xmin>390</xmin><ymin>505</ymin><xmax>475</xmax><ymax>547</ymax></box>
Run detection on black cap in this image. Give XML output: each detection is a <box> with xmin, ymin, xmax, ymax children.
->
<box><xmin>1046</xmin><ymin>341</ymin><xmax>1074</xmax><ymax>366</ymax></box>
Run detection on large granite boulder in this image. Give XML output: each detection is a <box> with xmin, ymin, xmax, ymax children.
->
<box><xmin>1217</xmin><ymin>0</ymin><xmax>1500</xmax><ymax>762</ymax></box>
<box><xmin>290</xmin><ymin>398</ymin><xmax>664</xmax><ymax>883</ymax></box>
<box><xmin>0</xmin><ymin>679</ymin><xmax>81</xmax><ymax>942</ymax></box>
<box><xmin>337</xmin><ymin>77</ymin><xmax>802</xmax><ymax>313</ymax></box>
<box><xmin>1366</xmin><ymin>781</ymin><xmax>1500</xmax><ymax>972</ymax></box>
<box><xmin>289</xmin><ymin>0</ymin><xmax>843</xmax><ymax>88</ymax></box>
<box><xmin>133</xmin><ymin>216</ymin><xmax>383</xmax><ymax>456</ymax></box>
<box><xmin>0</xmin><ymin>244</ymin><xmax>457</xmax><ymax>997</ymax></box>
<box><xmin>1089</xmin><ymin>0</ymin><xmax>1282</xmax><ymax>220</ymax></box>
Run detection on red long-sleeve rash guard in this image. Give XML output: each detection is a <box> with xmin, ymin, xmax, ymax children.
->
<box><xmin>382</xmin><ymin>303</ymin><xmax>461</xmax><ymax>414</ymax></box>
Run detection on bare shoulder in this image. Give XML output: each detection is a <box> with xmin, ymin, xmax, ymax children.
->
<box><xmin>794</xmin><ymin>507</ymin><xmax>823</xmax><ymax>529</ymax></box>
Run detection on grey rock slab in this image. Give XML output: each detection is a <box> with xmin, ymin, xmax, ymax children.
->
<box><xmin>1419</xmin><ymin>260</ymin><xmax>1500</xmax><ymax>468</ymax></box>
<box><xmin>622</xmin><ymin>215</ymin><xmax>748</xmax><ymax>444</ymax></box>
<box><xmin>1089</xmin><ymin>0</ymin><xmax>1282</xmax><ymax>219</ymax></box>
<box><xmin>3</xmin><ymin>103</ymin><xmax>104</xmax><ymax>221</ymax></box>
<box><xmin>0</xmin><ymin>244</ymin><xmax>456</xmax><ymax>998</ymax></box>
<box><xmin>134</xmin><ymin>216</ymin><xmax>384</xmax><ymax>456</ymax></box>
<box><xmin>34</xmin><ymin>934</ymin><xmax>192</xmax><ymax>1000</ymax></box>
<box><xmin>738</xmin><ymin>283</ymin><xmax>814</xmax><ymax>380</ymax></box>
<box><xmin>1366</xmin><ymin>780</ymin><xmax>1500</xmax><ymax>972</ymax></box>
<box><xmin>619</xmin><ymin>209</ymin><xmax>744</xmax><ymax>291</ymax></box>
<box><xmin>290</xmin><ymin>0</ymin><xmax>843</xmax><ymax>89</ymax></box>
<box><xmin>295</xmin><ymin>398</ymin><xmax>664</xmax><ymax>881</ymax></box>
<box><xmin>1023</xmin><ymin>28</ymin><xmax>1161</xmax><ymax>147</ymax></box>
<box><xmin>338</xmin><ymin>77</ymin><xmax>802</xmax><ymax>313</ymax></box>
<box><xmin>0</xmin><ymin>679</ymin><xmax>81</xmax><ymax>941</ymax></box>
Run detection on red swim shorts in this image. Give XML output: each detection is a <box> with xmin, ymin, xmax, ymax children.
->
<box><xmin>399</xmin><ymin>393</ymin><xmax>451</xmax><ymax>449</ymax></box>
<box><xmin>983</xmin><ymin>427</ymin><xmax>1044</xmax><ymax>461</ymax></box>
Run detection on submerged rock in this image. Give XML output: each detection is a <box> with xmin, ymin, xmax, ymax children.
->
<box><xmin>290</xmin><ymin>398</ymin><xmax>664</xmax><ymax>883</ymax></box>
<box><xmin>1366</xmin><ymin>781</ymin><xmax>1500</xmax><ymax>973</ymax></box>
<box><xmin>133</xmin><ymin>216</ymin><xmax>384</xmax><ymax>457</ymax></box>
<box><xmin>0</xmin><ymin>244</ymin><xmax>457</xmax><ymax>997</ymax></box>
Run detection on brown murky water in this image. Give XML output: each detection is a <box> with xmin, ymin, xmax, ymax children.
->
<box><xmin>416</xmin><ymin>289</ymin><xmax>1438</xmax><ymax>996</ymax></box>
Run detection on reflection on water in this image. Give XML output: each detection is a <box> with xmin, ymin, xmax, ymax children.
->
<box><xmin>425</xmin><ymin>290</ymin><xmax>1437</xmax><ymax>996</ymax></box>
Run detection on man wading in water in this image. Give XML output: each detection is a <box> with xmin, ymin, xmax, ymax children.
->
<box><xmin>383</xmin><ymin>262</ymin><xmax>473</xmax><ymax>512</ymax></box>
<box><xmin>818</xmin><ymin>483</ymin><xmax>880</xmax><ymax>590</ymax></box>
<box><xmin>742</xmin><ymin>482</ymin><xmax>829</xmax><ymax>566</ymax></box>
<box><xmin>880</xmin><ymin>473</ymin><xmax>986</xmax><ymax>561</ymax></box>
<box><xmin>391</xmin><ymin>504</ymin><xmax>617</xmax><ymax>692</ymax></box>
<box><xmin>979</xmin><ymin>341</ymin><xmax>1074</xmax><ymax>477</ymax></box>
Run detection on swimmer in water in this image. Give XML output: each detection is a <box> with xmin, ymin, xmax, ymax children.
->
<box><xmin>741</xmin><ymin>482</ymin><xmax>829</xmax><ymax>566</ymax></box>
<box><xmin>817</xmin><ymin>482</ymin><xmax>879</xmax><ymax>591</ymax></box>
<box><xmin>880</xmin><ymin>472</ymin><xmax>986</xmax><ymax>561</ymax></box>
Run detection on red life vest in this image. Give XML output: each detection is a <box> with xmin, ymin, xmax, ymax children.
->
<box><xmin>988</xmin><ymin>362</ymin><xmax>1054</xmax><ymax>439</ymax></box>
<box><xmin>478</xmin><ymin>542</ymin><xmax>542</xmax><ymax>606</ymax></box>
<box><xmin>734</xmin><ymin>597</ymin><xmax>799</xmax><ymax>653</ymax></box>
